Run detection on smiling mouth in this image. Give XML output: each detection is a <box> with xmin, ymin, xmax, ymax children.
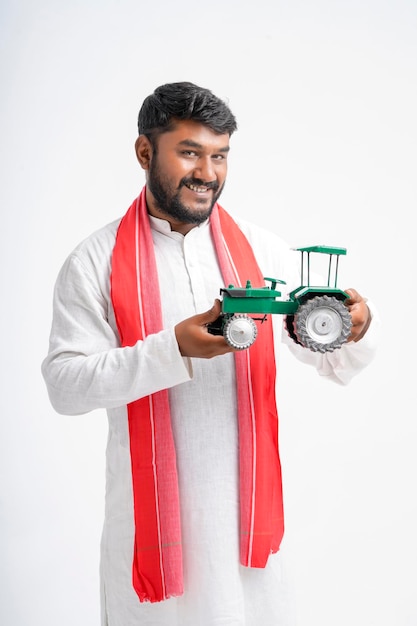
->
<box><xmin>184</xmin><ymin>182</ymin><xmax>211</xmax><ymax>193</ymax></box>
<box><xmin>182</xmin><ymin>179</ymin><xmax>218</xmax><ymax>194</ymax></box>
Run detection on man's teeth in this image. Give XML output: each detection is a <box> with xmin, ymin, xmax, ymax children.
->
<box><xmin>187</xmin><ymin>183</ymin><xmax>209</xmax><ymax>192</ymax></box>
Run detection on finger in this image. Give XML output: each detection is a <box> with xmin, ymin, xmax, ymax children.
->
<box><xmin>344</xmin><ymin>288</ymin><xmax>361</xmax><ymax>304</ymax></box>
<box><xmin>200</xmin><ymin>299</ymin><xmax>222</xmax><ymax>324</ymax></box>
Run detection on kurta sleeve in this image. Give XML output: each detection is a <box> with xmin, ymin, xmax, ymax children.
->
<box><xmin>41</xmin><ymin>251</ymin><xmax>192</xmax><ymax>416</ymax></box>
<box><xmin>282</xmin><ymin>298</ymin><xmax>381</xmax><ymax>385</ymax></box>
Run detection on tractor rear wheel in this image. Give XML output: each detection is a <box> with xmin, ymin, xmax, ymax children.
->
<box><xmin>294</xmin><ymin>295</ymin><xmax>352</xmax><ymax>353</ymax></box>
<box><xmin>284</xmin><ymin>314</ymin><xmax>301</xmax><ymax>346</ymax></box>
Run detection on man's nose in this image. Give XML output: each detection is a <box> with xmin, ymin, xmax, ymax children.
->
<box><xmin>193</xmin><ymin>157</ymin><xmax>215</xmax><ymax>181</ymax></box>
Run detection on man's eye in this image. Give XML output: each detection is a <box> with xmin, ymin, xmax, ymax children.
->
<box><xmin>212</xmin><ymin>154</ymin><xmax>226</xmax><ymax>161</ymax></box>
<box><xmin>182</xmin><ymin>150</ymin><xmax>197</xmax><ymax>157</ymax></box>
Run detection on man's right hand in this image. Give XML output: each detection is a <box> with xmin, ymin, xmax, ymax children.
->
<box><xmin>175</xmin><ymin>299</ymin><xmax>236</xmax><ymax>359</ymax></box>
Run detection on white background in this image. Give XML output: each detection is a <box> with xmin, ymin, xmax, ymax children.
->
<box><xmin>1</xmin><ymin>1</ymin><xmax>416</xmax><ymax>625</ymax></box>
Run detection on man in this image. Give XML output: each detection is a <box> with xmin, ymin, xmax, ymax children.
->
<box><xmin>42</xmin><ymin>82</ymin><xmax>378</xmax><ymax>626</ymax></box>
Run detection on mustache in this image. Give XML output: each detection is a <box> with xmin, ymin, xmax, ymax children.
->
<box><xmin>180</xmin><ymin>177</ymin><xmax>220</xmax><ymax>192</ymax></box>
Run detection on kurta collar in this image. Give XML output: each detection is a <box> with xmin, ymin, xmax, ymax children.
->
<box><xmin>148</xmin><ymin>213</ymin><xmax>210</xmax><ymax>240</ymax></box>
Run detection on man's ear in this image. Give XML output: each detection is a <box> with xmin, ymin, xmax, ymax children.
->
<box><xmin>135</xmin><ymin>135</ymin><xmax>153</xmax><ymax>170</ymax></box>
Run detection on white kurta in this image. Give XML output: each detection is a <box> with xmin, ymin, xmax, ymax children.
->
<box><xmin>42</xmin><ymin>212</ymin><xmax>379</xmax><ymax>626</ymax></box>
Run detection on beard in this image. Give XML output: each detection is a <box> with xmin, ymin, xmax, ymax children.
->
<box><xmin>147</xmin><ymin>157</ymin><xmax>225</xmax><ymax>225</ymax></box>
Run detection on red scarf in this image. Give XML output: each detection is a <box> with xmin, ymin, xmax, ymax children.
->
<box><xmin>110</xmin><ymin>187</ymin><xmax>284</xmax><ymax>602</ymax></box>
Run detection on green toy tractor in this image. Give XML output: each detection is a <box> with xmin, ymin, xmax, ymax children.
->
<box><xmin>208</xmin><ymin>245</ymin><xmax>352</xmax><ymax>353</ymax></box>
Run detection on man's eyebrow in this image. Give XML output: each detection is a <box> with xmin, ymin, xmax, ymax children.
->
<box><xmin>177</xmin><ymin>139</ymin><xmax>230</xmax><ymax>153</ymax></box>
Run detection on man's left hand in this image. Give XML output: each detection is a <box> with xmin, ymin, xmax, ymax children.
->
<box><xmin>344</xmin><ymin>288</ymin><xmax>371</xmax><ymax>342</ymax></box>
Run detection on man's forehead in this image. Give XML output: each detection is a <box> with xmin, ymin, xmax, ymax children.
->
<box><xmin>177</xmin><ymin>137</ymin><xmax>230</xmax><ymax>152</ymax></box>
<box><xmin>162</xmin><ymin>120</ymin><xmax>230</xmax><ymax>148</ymax></box>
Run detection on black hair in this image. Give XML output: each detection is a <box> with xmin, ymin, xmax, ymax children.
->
<box><xmin>137</xmin><ymin>82</ymin><xmax>237</xmax><ymax>145</ymax></box>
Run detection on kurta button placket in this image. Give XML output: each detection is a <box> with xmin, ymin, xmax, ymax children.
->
<box><xmin>183</xmin><ymin>227</ymin><xmax>213</xmax><ymax>312</ymax></box>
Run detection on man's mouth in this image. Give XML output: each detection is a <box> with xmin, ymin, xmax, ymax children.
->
<box><xmin>186</xmin><ymin>183</ymin><xmax>210</xmax><ymax>193</ymax></box>
<box><xmin>182</xmin><ymin>180</ymin><xmax>218</xmax><ymax>194</ymax></box>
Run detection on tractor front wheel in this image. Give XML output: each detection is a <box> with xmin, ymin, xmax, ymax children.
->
<box><xmin>223</xmin><ymin>314</ymin><xmax>258</xmax><ymax>350</ymax></box>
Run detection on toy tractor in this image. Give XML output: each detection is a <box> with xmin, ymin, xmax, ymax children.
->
<box><xmin>208</xmin><ymin>245</ymin><xmax>352</xmax><ymax>353</ymax></box>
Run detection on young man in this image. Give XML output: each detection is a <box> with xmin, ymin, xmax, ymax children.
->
<box><xmin>42</xmin><ymin>82</ymin><xmax>378</xmax><ymax>626</ymax></box>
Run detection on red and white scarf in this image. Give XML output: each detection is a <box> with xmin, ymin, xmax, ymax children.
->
<box><xmin>111</xmin><ymin>187</ymin><xmax>284</xmax><ymax>603</ymax></box>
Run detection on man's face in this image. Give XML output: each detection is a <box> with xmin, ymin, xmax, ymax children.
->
<box><xmin>144</xmin><ymin>120</ymin><xmax>230</xmax><ymax>232</ymax></box>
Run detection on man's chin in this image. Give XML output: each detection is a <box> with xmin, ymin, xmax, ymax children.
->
<box><xmin>178</xmin><ymin>198</ymin><xmax>216</xmax><ymax>224</ymax></box>
<box><xmin>183</xmin><ymin>208</ymin><xmax>213</xmax><ymax>225</ymax></box>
